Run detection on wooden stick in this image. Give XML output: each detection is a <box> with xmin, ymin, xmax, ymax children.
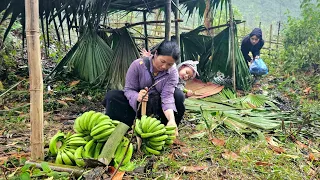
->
<box><xmin>25</xmin><ymin>160</ymin><xmax>85</xmax><ymax>177</ymax></box>
<box><xmin>25</xmin><ymin>0</ymin><xmax>44</xmax><ymax>160</ymax></box>
<box><xmin>229</xmin><ymin>0</ymin><xmax>236</xmax><ymax>91</ymax></box>
<box><xmin>141</xmin><ymin>102</ymin><xmax>147</xmax><ymax>116</ymax></box>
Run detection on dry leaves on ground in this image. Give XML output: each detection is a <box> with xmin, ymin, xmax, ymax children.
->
<box><xmin>210</xmin><ymin>138</ymin><xmax>225</xmax><ymax>146</ymax></box>
<box><xmin>179</xmin><ymin>166</ymin><xmax>207</xmax><ymax>173</ymax></box>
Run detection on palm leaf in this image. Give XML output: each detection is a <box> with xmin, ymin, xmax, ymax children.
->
<box><xmin>100</xmin><ymin>27</ymin><xmax>140</xmax><ymax>89</ymax></box>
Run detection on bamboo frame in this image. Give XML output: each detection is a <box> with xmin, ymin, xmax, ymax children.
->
<box><xmin>165</xmin><ymin>0</ymin><xmax>171</xmax><ymax>41</ymax></box>
<box><xmin>25</xmin><ymin>0</ymin><xmax>44</xmax><ymax>160</ymax></box>
<box><xmin>229</xmin><ymin>0</ymin><xmax>236</xmax><ymax>91</ymax></box>
<box><xmin>174</xmin><ymin>0</ymin><xmax>180</xmax><ymax>63</ymax></box>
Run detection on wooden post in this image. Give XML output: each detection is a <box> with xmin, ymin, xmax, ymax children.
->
<box><xmin>269</xmin><ymin>24</ymin><xmax>272</xmax><ymax>55</ymax></box>
<box><xmin>174</xmin><ymin>0</ymin><xmax>180</xmax><ymax>63</ymax></box>
<box><xmin>276</xmin><ymin>21</ymin><xmax>281</xmax><ymax>59</ymax></box>
<box><xmin>165</xmin><ymin>0</ymin><xmax>171</xmax><ymax>41</ymax></box>
<box><xmin>259</xmin><ymin>22</ymin><xmax>261</xmax><ymax>28</ymax></box>
<box><xmin>143</xmin><ymin>11</ymin><xmax>149</xmax><ymax>51</ymax></box>
<box><xmin>229</xmin><ymin>0</ymin><xmax>236</xmax><ymax>91</ymax></box>
<box><xmin>25</xmin><ymin>0</ymin><xmax>44</xmax><ymax>160</ymax></box>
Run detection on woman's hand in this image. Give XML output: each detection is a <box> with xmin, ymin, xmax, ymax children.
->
<box><xmin>164</xmin><ymin>109</ymin><xmax>179</xmax><ymax>136</ymax></box>
<box><xmin>137</xmin><ymin>87</ymin><xmax>149</xmax><ymax>102</ymax></box>
<box><xmin>141</xmin><ymin>48</ymin><xmax>151</xmax><ymax>57</ymax></box>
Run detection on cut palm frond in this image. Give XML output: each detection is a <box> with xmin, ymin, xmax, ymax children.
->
<box><xmin>46</xmin><ymin>29</ymin><xmax>113</xmax><ymax>84</ymax></box>
<box><xmin>100</xmin><ymin>27</ymin><xmax>140</xmax><ymax>89</ymax></box>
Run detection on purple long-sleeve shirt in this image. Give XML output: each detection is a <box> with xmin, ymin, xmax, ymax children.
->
<box><xmin>124</xmin><ymin>57</ymin><xmax>179</xmax><ymax>112</ymax></box>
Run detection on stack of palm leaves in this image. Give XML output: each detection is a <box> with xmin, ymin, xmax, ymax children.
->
<box><xmin>47</xmin><ymin>29</ymin><xmax>113</xmax><ymax>84</ymax></box>
<box><xmin>185</xmin><ymin>89</ymin><xmax>293</xmax><ymax>134</ymax></box>
<box><xmin>100</xmin><ymin>27</ymin><xmax>140</xmax><ymax>89</ymax></box>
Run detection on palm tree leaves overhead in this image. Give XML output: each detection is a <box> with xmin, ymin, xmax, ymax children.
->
<box><xmin>47</xmin><ymin>29</ymin><xmax>113</xmax><ymax>84</ymax></box>
<box><xmin>183</xmin><ymin>0</ymin><xmax>226</xmax><ymax>19</ymax></box>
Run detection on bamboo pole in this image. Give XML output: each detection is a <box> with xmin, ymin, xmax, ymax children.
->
<box><xmin>25</xmin><ymin>0</ymin><xmax>44</xmax><ymax>160</ymax></box>
<box><xmin>174</xmin><ymin>0</ymin><xmax>180</xmax><ymax>63</ymax></box>
<box><xmin>165</xmin><ymin>0</ymin><xmax>171</xmax><ymax>41</ymax></box>
<box><xmin>269</xmin><ymin>24</ymin><xmax>273</xmax><ymax>55</ymax></box>
<box><xmin>143</xmin><ymin>11</ymin><xmax>149</xmax><ymax>51</ymax></box>
<box><xmin>276</xmin><ymin>21</ymin><xmax>281</xmax><ymax>59</ymax></box>
<box><xmin>229</xmin><ymin>0</ymin><xmax>236</xmax><ymax>91</ymax></box>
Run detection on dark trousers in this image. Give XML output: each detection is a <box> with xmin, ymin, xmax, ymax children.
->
<box><xmin>102</xmin><ymin>88</ymin><xmax>185</xmax><ymax>127</ymax></box>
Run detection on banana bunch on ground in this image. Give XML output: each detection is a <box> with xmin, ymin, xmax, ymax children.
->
<box><xmin>134</xmin><ymin>115</ymin><xmax>176</xmax><ymax>155</ymax></box>
<box><xmin>49</xmin><ymin>111</ymin><xmax>120</xmax><ymax>166</ymax></box>
<box><xmin>113</xmin><ymin>137</ymin><xmax>135</xmax><ymax>171</ymax></box>
<box><xmin>49</xmin><ymin>132</ymin><xmax>87</xmax><ymax>165</ymax></box>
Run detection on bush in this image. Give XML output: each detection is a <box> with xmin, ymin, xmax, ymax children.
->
<box><xmin>281</xmin><ymin>1</ymin><xmax>320</xmax><ymax>72</ymax></box>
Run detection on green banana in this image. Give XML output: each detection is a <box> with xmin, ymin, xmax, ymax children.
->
<box><xmin>49</xmin><ymin>131</ymin><xmax>65</xmax><ymax>156</ymax></box>
<box><xmin>74</xmin><ymin>116</ymin><xmax>83</xmax><ymax>133</ymax></box>
<box><xmin>95</xmin><ymin>115</ymin><xmax>111</xmax><ymax>125</ymax></box>
<box><xmin>148</xmin><ymin>140</ymin><xmax>166</xmax><ymax>147</ymax></box>
<box><xmin>147</xmin><ymin>119</ymin><xmax>161</xmax><ymax>133</ymax></box>
<box><xmin>64</xmin><ymin>149</ymin><xmax>75</xmax><ymax>162</ymax></box>
<box><xmin>61</xmin><ymin>151</ymin><xmax>73</xmax><ymax>165</ymax></box>
<box><xmin>114</xmin><ymin>140</ymin><xmax>126</xmax><ymax>163</ymax></box>
<box><xmin>92</xmin><ymin>128</ymin><xmax>115</xmax><ymax>140</ymax></box>
<box><xmin>165</xmin><ymin>139</ymin><xmax>174</xmax><ymax>145</ymax></box>
<box><xmin>151</xmin><ymin>124</ymin><xmax>165</xmax><ymax>132</ymax></box>
<box><xmin>145</xmin><ymin>146</ymin><xmax>161</xmax><ymax>155</ymax></box>
<box><xmin>147</xmin><ymin>144</ymin><xmax>163</xmax><ymax>151</ymax></box>
<box><xmin>94</xmin><ymin>142</ymin><xmax>104</xmax><ymax>159</ymax></box>
<box><xmin>142</xmin><ymin>116</ymin><xmax>152</xmax><ymax>133</ymax></box>
<box><xmin>83</xmin><ymin>135</ymin><xmax>93</xmax><ymax>141</ymax></box>
<box><xmin>134</xmin><ymin>119</ymin><xmax>143</xmax><ymax>135</ymax></box>
<box><xmin>149</xmin><ymin>134</ymin><xmax>168</xmax><ymax>142</ymax></box>
<box><xmin>68</xmin><ymin>133</ymin><xmax>85</xmax><ymax>139</ymax></box>
<box><xmin>78</xmin><ymin>112</ymin><xmax>88</xmax><ymax>132</ymax></box>
<box><xmin>90</xmin><ymin>124</ymin><xmax>113</xmax><ymax>137</ymax></box>
<box><xmin>74</xmin><ymin>146</ymin><xmax>85</xmax><ymax>167</ymax></box>
<box><xmin>65</xmin><ymin>147</ymin><xmax>76</xmax><ymax>154</ymax></box>
<box><xmin>167</xmin><ymin>135</ymin><xmax>176</xmax><ymax>140</ymax></box>
<box><xmin>88</xmin><ymin>112</ymin><xmax>103</xmax><ymax>130</ymax></box>
<box><xmin>165</xmin><ymin>130</ymin><xmax>175</xmax><ymax>135</ymax></box>
<box><xmin>84</xmin><ymin>111</ymin><xmax>95</xmax><ymax>131</ymax></box>
<box><xmin>112</xmin><ymin>120</ymin><xmax>121</xmax><ymax>126</ymax></box>
<box><xmin>140</xmin><ymin>115</ymin><xmax>148</xmax><ymax>132</ymax></box>
<box><xmin>122</xmin><ymin>143</ymin><xmax>133</xmax><ymax>165</ymax></box>
<box><xmin>55</xmin><ymin>151</ymin><xmax>63</xmax><ymax>164</ymax></box>
<box><xmin>67</xmin><ymin>137</ymin><xmax>87</xmax><ymax>146</ymax></box>
<box><xmin>141</xmin><ymin>128</ymin><xmax>166</xmax><ymax>139</ymax></box>
<box><xmin>144</xmin><ymin>117</ymin><xmax>156</xmax><ymax>132</ymax></box>
<box><xmin>165</xmin><ymin>125</ymin><xmax>176</xmax><ymax>131</ymax></box>
<box><xmin>83</xmin><ymin>139</ymin><xmax>95</xmax><ymax>158</ymax></box>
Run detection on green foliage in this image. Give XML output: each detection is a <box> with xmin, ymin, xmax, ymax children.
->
<box><xmin>281</xmin><ymin>0</ymin><xmax>320</xmax><ymax>72</ymax></box>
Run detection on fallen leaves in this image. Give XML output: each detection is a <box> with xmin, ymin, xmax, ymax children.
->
<box><xmin>210</xmin><ymin>138</ymin><xmax>225</xmax><ymax>146</ymax></box>
<box><xmin>266</xmin><ymin>136</ymin><xmax>285</xmax><ymax>154</ymax></box>
<box><xmin>303</xmin><ymin>87</ymin><xmax>311</xmax><ymax>95</ymax></box>
<box><xmin>255</xmin><ymin>161</ymin><xmax>272</xmax><ymax>166</ymax></box>
<box><xmin>295</xmin><ymin>140</ymin><xmax>308</xmax><ymax>149</ymax></box>
<box><xmin>0</xmin><ymin>152</ymin><xmax>30</xmax><ymax>165</ymax></box>
<box><xmin>221</xmin><ymin>150</ymin><xmax>239</xmax><ymax>160</ymax></box>
<box><xmin>69</xmin><ymin>80</ymin><xmax>80</xmax><ymax>86</ymax></box>
<box><xmin>179</xmin><ymin>166</ymin><xmax>207</xmax><ymax>173</ymax></box>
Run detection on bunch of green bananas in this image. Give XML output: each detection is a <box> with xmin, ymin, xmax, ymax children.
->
<box><xmin>113</xmin><ymin>137</ymin><xmax>134</xmax><ymax>171</ymax></box>
<box><xmin>74</xmin><ymin>111</ymin><xmax>111</xmax><ymax>135</ymax></box>
<box><xmin>134</xmin><ymin>115</ymin><xmax>176</xmax><ymax>155</ymax></box>
<box><xmin>50</xmin><ymin>132</ymin><xmax>87</xmax><ymax>165</ymax></box>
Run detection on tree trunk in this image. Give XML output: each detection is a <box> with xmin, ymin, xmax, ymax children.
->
<box><xmin>204</xmin><ymin>0</ymin><xmax>213</xmax><ymax>36</ymax></box>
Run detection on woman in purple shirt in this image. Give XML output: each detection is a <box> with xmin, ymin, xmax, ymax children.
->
<box><xmin>103</xmin><ymin>41</ymin><xmax>184</xmax><ymax>136</ymax></box>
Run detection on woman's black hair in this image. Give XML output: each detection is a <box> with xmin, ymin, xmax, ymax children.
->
<box><xmin>153</xmin><ymin>40</ymin><xmax>180</xmax><ymax>62</ymax></box>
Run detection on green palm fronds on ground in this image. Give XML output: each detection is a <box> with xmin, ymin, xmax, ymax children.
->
<box><xmin>185</xmin><ymin>93</ymin><xmax>292</xmax><ymax>133</ymax></box>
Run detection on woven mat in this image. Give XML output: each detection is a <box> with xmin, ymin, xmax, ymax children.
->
<box><xmin>185</xmin><ymin>79</ymin><xmax>224</xmax><ymax>99</ymax></box>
